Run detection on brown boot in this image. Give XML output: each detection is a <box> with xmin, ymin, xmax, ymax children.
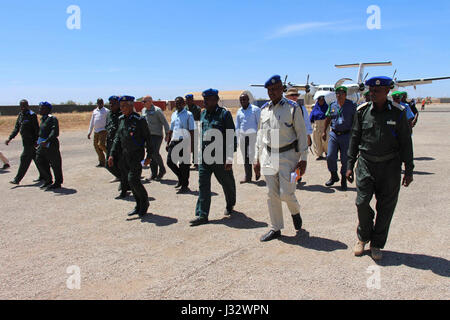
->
<box><xmin>370</xmin><ymin>247</ymin><xmax>383</xmax><ymax>260</ymax></box>
<box><xmin>354</xmin><ymin>240</ymin><xmax>368</xmax><ymax>256</ymax></box>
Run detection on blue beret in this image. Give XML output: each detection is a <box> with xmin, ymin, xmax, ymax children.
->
<box><xmin>39</xmin><ymin>101</ymin><xmax>52</xmax><ymax>109</ymax></box>
<box><xmin>119</xmin><ymin>95</ymin><xmax>135</xmax><ymax>102</ymax></box>
<box><xmin>109</xmin><ymin>95</ymin><xmax>120</xmax><ymax>101</ymax></box>
<box><xmin>264</xmin><ymin>75</ymin><xmax>282</xmax><ymax>88</ymax></box>
<box><xmin>202</xmin><ymin>89</ymin><xmax>219</xmax><ymax>97</ymax></box>
<box><xmin>365</xmin><ymin>76</ymin><xmax>392</xmax><ymax>87</ymax></box>
<box><xmin>185</xmin><ymin>94</ymin><xmax>194</xmax><ymax>99</ymax></box>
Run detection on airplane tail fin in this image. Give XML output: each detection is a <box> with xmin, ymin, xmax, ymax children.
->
<box><xmin>335</xmin><ymin>61</ymin><xmax>392</xmax><ymax>84</ymax></box>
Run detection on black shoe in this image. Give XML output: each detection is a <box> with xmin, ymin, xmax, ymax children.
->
<box><xmin>155</xmin><ymin>171</ymin><xmax>166</xmax><ymax>181</ymax></box>
<box><xmin>116</xmin><ymin>191</ymin><xmax>128</xmax><ymax>199</ymax></box>
<box><xmin>325</xmin><ymin>172</ymin><xmax>340</xmax><ymax>187</ymax></box>
<box><xmin>128</xmin><ymin>207</ymin><xmax>140</xmax><ymax>216</ymax></box>
<box><xmin>189</xmin><ymin>216</ymin><xmax>208</xmax><ymax>226</ymax></box>
<box><xmin>33</xmin><ymin>177</ymin><xmax>43</xmax><ymax>183</ymax></box>
<box><xmin>174</xmin><ymin>182</ymin><xmax>182</xmax><ymax>189</ymax></box>
<box><xmin>224</xmin><ymin>207</ymin><xmax>234</xmax><ymax>216</ymax></box>
<box><xmin>177</xmin><ymin>186</ymin><xmax>190</xmax><ymax>194</ymax></box>
<box><xmin>9</xmin><ymin>180</ymin><xmax>19</xmax><ymax>185</ymax></box>
<box><xmin>40</xmin><ymin>181</ymin><xmax>52</xmax><ymax>189</ymax></box>
<box><xmin>139</xmin><ymin>203</ymin><xmax>149</xmax><ymax>216</ymax></box>
<box><xmin>2</xmin><ymin>164</ymin><xmax>10</xmax><ymax>170</ymax></box>
<box><xmin>260</xmin><ymin>230</ymin><xmax>281</xmax><ymax>242</ymax></box>
<box><xmin>292</xmin><ymin>213</ymin><xmax>303</xmax><ymax>230</ymax></box>
<box><xmin>340</xmin><ymin>177</ymin><xmax>348</xmax><ymax>191</ymax></box>
<box><xmin>96</xmin><ymin>163</ymin><xmax>105</xmax><ymax>168</ymax></box>
<box><xmin>46</xmin><ymin>183</ymin><xmax>61</xmax><ymax>191</ymax></box>
<box><xmin>149</xmin><ymin>175</ymin><xmax>157</xmax><ymax>181</ymax></box>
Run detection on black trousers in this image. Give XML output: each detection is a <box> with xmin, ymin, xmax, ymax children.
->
<box><xmin>36</xmin><ymin>141</ymin><xmax>63</xmax><ymax>185</ymax></box>
<box><xmin>14</xmin><ymin>143</ymin><xmax>43</xmax><ymax>182</ymax></box>
<box><xmin>356</xmin><ymin>156</ymin><xmax>401</xmax><ymax>249</ymax></box>
<box><xmin>106</xmin><ymin>139</ymin><xmax>122</xmax><ymax>180</ymax></box>
<box><xmin>149</xmin><ymin>135</ymin><xmax>165</xmax><ymax>177</ymax></box>
<box><xmin>122</xmin><ymin>150</ymin><xmax>148</xmax><ymax>210</ymax></box>
<box><xmin>243</xmin><ymin>136</ymin><xmax>253</xmax><ymax>180</ymax></box>
<box><xmin>167</xmin><ymin>140</ymin><xmax>190</xmax><ymax>188</ymax></box>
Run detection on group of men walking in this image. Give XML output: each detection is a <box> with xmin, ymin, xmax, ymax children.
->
<box><xmin>5</xmin><ymin>100</ymin><xmax>63</xmax><ymax>190</ymax></box>
<box><xmin>4</xmin><ymin>73</ymin><xmax>415</xmax><ymax>261</ymax></box>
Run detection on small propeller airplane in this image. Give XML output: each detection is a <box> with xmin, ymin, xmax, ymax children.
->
<box><xmin>251</xmin><ymin>61</ymin><xmax>450</xmax><ymax>105</ymax></box>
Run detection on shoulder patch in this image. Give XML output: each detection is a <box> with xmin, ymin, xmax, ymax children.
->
<box><xmin>261</xmin><ymin>102</ymin><xmax>270</xmax><ymax>109</ymax></box>
<box><xmin>286</xmin><ymin>99</ymin><xmax>297</xmax><ymax>107</ymax></box>
<box><xmin>392</xmin><ymin>101</ymin><xmax>405</xmax><ymax>111</ymax></box>
<box><xmin>357</xmin><ymin>102</ymin><xmax>370</xmax><ymax>111</ymax></box>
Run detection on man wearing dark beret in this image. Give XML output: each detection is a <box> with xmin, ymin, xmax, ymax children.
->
<box><xmin>346</xmin><ymin>76</ymin><xmax>414</xmax><ymax>261</ymax></box>
<box><xmin>35</xmin><ymin>102</ymin><xmax>64</xmax><ymax>190</ymax></box>
<box><xmin>190</xmin><ymin>89</ymin><xmax>237</xmax><ymax>226</ymax></box>
<box><xmin>6</xmin><ymin>99</ymin><xmax>43</xmax><ymax>185</ymax></box>
<box><xmin>108</xmin><ymin>96</ymin><xmax>153</xmax><ymax>217</ymax></box>
<box><xmin>105</xmin><ymin>96</ymin><xmax>127</xmax><ymax>196</ymax></box>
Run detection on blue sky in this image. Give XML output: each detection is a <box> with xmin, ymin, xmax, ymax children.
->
<box><xmin>0</xmin><ymin>0</ymin><xmax>449</xmax><ymax>105</ymax></box>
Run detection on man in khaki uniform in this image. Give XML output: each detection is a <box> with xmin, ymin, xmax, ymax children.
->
<box><xmin>254</xmin><ymin>75</ymin><xmax>309</xmax><ymax>242</ymax></box>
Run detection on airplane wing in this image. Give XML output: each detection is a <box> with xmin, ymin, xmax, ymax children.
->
<box><xmin>287</xmin><ymin>84</ymin><xmax>307</xmax><ymax>91</ymax></box>
<box><xmin>250</xmin><ymin>84</ymin><xmax>265</xmax><ymax>87</ymax></box>
<box><xmin>395</xmin><ymin>76</ymin><xmax>450</xmax><ymax>87</ymax></box>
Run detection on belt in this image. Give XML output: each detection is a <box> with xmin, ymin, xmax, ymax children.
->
<box><xmin>332</xmin><ymin>129</ymin><xmax>351</xmax><ymax>136</ymax></box>
<box><xmin>361</xmin><ymin>151</ymin><xmax>399</xmax><ymax>163</ymax></box>
<box><xmin>266</xmin><ymin>140</ymin><xmax>298</xmax><ymax>153</ymax></box>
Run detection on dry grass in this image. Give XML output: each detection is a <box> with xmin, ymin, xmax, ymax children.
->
<box><xmin>0</xmin><ymin>107</ymin><xmax>241</xmax><ymax>136</ymax></box>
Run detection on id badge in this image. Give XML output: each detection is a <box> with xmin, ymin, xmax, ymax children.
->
<box><xmin>337</xmin><ymin>116</ymin><xmax>343</xmax><ymax>125</ymax></box>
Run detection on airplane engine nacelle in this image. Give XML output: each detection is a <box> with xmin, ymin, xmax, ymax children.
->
<box><xmin>359</xmin><ymin>83</ymin><xmax>365</xmax><ymax>91</ymax></box>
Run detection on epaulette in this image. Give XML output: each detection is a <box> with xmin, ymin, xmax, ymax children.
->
<box><xmin>391</xmin><ymin>101</ymin><xmax>405</xmax><ymax>111</ymax></box>
<box><xmin>357</xmin><ymin>102</ymin><xmax>370</xmax><ymax>111</ymax></box>
<box><xmin>286</xmin><ymin>99</ymin><xmax>298</xmax><ymax>108</ymax></box>
<box><xmin>261</xmin><ymin>101</ymin><xmax>271</xmax><ymax>109</ymax></box>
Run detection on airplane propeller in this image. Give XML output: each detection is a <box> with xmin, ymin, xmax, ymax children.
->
<box><xmin>305</xmin><ymin>74</ymin><xmax>311</xmax><ymax>93</ymax></box>
<box><xmin>283</xmin><ymin>75</ymin><xmax>288</xmax><ymax>92</ymax></box>
<box><xmin>358</xmin><ymin>73</ymin><xmax>369</xmax><ymax>91</ymax></box>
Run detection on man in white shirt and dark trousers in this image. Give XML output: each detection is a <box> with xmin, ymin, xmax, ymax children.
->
<box><xmin>88</xmin><ymin>98</ymin><xmax>110</xmax><ymax>167</ymax></box>
<box><xmin>235</xmin><ymin>93</ymin><xmax>261</xmax><ymax>184</ymax></box>
<box><xmin>166</xmin><ymin>97</ymin><xmax>195</xmax><ymax>194</ymax></box>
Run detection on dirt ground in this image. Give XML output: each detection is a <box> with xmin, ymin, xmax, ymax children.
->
<box><xmin>0</xmin><ymin>104</ymin><xmax>448</xmax><ymax>300</ymax></box>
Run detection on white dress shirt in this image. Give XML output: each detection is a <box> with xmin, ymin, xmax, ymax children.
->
<box><xmin>235</xmin><ymin>104</ymin><xmax>261</xmax><ymax>136</ymax></box>
<box><xmin>88</xmin><ymin>107</ymin><xmax>110</xmax><ymax>134</ymax></box>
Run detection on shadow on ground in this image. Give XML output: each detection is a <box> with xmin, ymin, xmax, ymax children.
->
<box><xmin>209</xmin><ymin>210</ymin><xmax>268</xmax><ymax>229</ymax></box>
<box><xmin>373</xmin><ymin>251</ymin><xmax>450</xmax><ymax>278</ymax></box>
<box><xmin>414</xmin><ymin>157</ymin><xmax>435</xmax><ymax>161</ymax></box>
<box><xmin>50</xmin><ymin>187</ymin><xmax>78</xmax><ymax>195</ymax></box>
<box><xmin>279</xmin><ymin>230</ymin><xmax>348</xmax><ymax>252</ymax></box>
<box><xmin>127</xmin><ymin>213</ymin><xmax>178</xmax><ymax>227</ymax></box>
<box><xmin>300</xmin><ymin>184</ymin><xmax>336</xmax><ymax>194</ymax></box>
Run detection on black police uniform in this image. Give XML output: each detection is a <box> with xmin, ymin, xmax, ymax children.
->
<box><xmin>36</xmin><ymin>114</ymin><xmax>63</xmax><ymax>187</ymax></box>
<box><xmin>111</xmin><ymin>112</ymin><xmax>153</xmax><ymax>215</ymax></box>
<box><xmin>8</xmin><ymin>109</ymin><xmax>43</xmax><ymax>183</ymax></box>
<box><xmin>195</xmin><ymin>105</ymin><xmax>237</xmax><ymax>218</ymax></box>
<box><xmin>105</xmin><ymin>109</ymin><xmax>123</xmax><ymax>181</ymax></box>
<box><xmin>347</xmin><ymin>100</ymin><xmax>414</xmax><ymax>249</ymax></box>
